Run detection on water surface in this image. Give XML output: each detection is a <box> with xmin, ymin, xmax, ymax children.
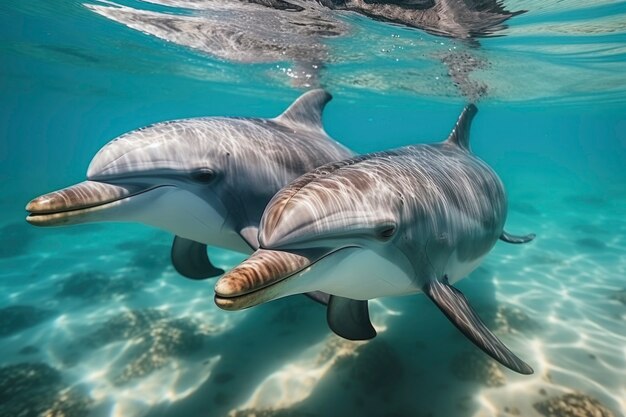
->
<box><xmin>1</xmin><ymin>1</ymin><xmax>625</xmax><ymax>416</ymax></box>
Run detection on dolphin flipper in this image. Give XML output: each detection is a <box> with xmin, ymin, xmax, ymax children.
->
<box><xmin>171</xmin><ymin>236</ymin><xmax>224</xmax><ymax>279</ymax></box>
<box><xmin>423</xmin><ymin>277</ymin><xmax>533</xmax><ymax>375</ymax></box>
<box><xmin>327</xmin><ymin>295</ymin><xmax>376</xmax><ymax>340</ymax></box>
<box><xmin>500</xmin><ymin>231</ymin><xmax>536</xmax><ymax>244</ymax></box>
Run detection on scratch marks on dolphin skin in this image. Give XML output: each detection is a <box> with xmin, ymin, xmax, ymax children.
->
<box><xmin>27</xmin><ymin>181</ymin><xmax>137</xmax><ymax>215</ymax></box>
<box><xmin>215</xmin><ymin>249</ymin><xmax>310</xmax><ymax>297</ymax></box>
<box><xmin>262</xmin><ymin>143</ymin><xmax>505</xmax><ymax>263</ymax></box>
<box><xmin>86</xmin><ymin>116</ymin><xmax>350</xmax><ymax>187</ymax></box>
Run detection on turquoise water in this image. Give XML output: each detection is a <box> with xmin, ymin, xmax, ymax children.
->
<box><xmin>1</xmin><ymin>0</ymin><xmax>626</xmax><ymax>416</ymax></box>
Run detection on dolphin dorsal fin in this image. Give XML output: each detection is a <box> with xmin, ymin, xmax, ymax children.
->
<box><xmin>274</xmin><ymin>89</ymin><xmax>331</xmax><ymax>131</ymax></box>
<box><xmin>445</xmin><ymin>104</ymin><xmax>478</xmax><ymax>151</ymax></box>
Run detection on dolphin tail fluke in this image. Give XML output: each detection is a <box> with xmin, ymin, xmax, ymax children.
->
<box><xmin>171</xmin><ymin>236</ymin><xmax>224</xmax><ymax>279</ymax></box>
<box><xmin>445</xmin><ymin>104</ymin><xmax>477</xmax><ymax>151</ymax></box>
<box><xmin>500</xmin><ymin>230</ymin><xmax>536</xmax><ymax>244</ymax></box>
<box><xmin>423</xmin><ymin>277</ymin><xmax>533</xmax><ymax>375</ymax></box>
<box><xmin>327</xmin><ymin>296</ymin><xmax>377</xmax><ymax>341</ymax></box>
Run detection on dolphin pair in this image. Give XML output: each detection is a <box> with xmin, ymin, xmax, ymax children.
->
<box><xmin>26</xmin><ymin>90</ymin><xmax>353</xmax><ymax>289</ymax></box>
<box><xmin>214</xmin><ymin>104</ymin><xmax>536</xmax><ymax>374</ymax></box>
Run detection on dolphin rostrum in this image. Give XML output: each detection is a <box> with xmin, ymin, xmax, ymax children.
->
<box><xmin>214</xmin><ymin>104</ymin><xmax>535</xmax><ymax>374</ymax></box>
<box><xmin>26</xmin><ymin>89</ymin><xmax>353</xmax><ymax>285</ymax></box>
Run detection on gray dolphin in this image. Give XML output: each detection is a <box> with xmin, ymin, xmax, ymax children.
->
<box><xmin>214</xmin><ymin>104</ymin><xmax>535</xmax><ymax>374</ymax></box>
<box><xmin>26</xmin><ymin>89</ymin><xmax>353</xmax><ymax>283</ymax></box>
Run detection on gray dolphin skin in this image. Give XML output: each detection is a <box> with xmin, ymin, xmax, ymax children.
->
<box><xmin>26</xmin><ymin>89</ymin><xmax>353</xmax><ymax>282</ymax></box>
<box><xmin>214</xmin><ymin>104</ymin><xmax>535</xmax><ymax>374</ymax></box>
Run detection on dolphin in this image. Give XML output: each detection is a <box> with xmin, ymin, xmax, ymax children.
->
<box><xmin>26</xmin><ymin>89</ymin><xmax>353</xmax><ymax>285</ymax></box>
<box><xmin>214</xmin><ymin>104</ymin><xmax>535</xmax><ymax>374</ymax></box>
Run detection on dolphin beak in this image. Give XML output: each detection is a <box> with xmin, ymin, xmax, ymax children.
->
<box><xmin>214</xmin><ymin>249</ymin><xmax>314</xmax><ymax>310</ymax></box>
<box><xmin>25</xmin><ymin>181</ymin><xmax>146</xmax><ymax>226</ymax></box>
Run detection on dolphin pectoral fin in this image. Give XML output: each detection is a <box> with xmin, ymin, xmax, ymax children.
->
<box><xmin>423</xmin><ymin>278</ymin><xmax>533</xmax><ymax>375</ymax></box>
<box><xmin>239</xmin><ymin>226</ymin><xmax>260</xmax><ymax>250</ymax></box>
<box><xmin>171</xmin><ymin>236</ymin><xmax>224</xmax><ymax>280</ymax></box>
<box><xmin>500</xmin><ymin>230</ymin><xmax>536</xmax><ymax>244</ymax></box>
<box><xmin>327</xmin><ymin>295</ymin><xmax>377</xmax><ymax>341</ymax></box>
<box><xmin>304</xmin><ymin>291</ymin><xmax>330</xmax><ymax>305</ymax></box>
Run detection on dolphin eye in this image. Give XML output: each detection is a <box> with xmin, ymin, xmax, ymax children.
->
<box><xmin>376</xmin><ymin>225</ymin><xmax>396</xmax><ymax>241</ymax></box>
<box><xmin>190</xmin><ymin>169</ymin><xmax>215</xmax><ymax>183</ymax></box>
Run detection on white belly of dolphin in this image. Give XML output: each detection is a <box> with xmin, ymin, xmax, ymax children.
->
<box><xmin>280</xmin><ymin>247</ymin><xmax>419</xmax><ymax>301</ymax></box>
<box><xmin>142</xmin><ymin>188</ymin><xmax>251</xmax><ymax>253</ymax></box>
<box><xmin>444</xmin><ymin>251</ymin><xmax>487</xmax><ymax>285</ymax></box>
<box><xmin>273</xmin><ymin>247</ymin><xmax>486</xmax><ymax>301</ymax></box>
<box><xmin>87</xmin><ymin>187</ymin><xmax>251</xmax><ymax>253</ymax></box>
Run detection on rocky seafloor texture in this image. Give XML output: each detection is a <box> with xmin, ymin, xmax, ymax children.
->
<box><xmin>0</xmin><ymin>305</ymin><xmax>55</xmax><ymax>337</ymax></box>
<box><xmin>76</xmin><ymin>308</ymin><xmax>208</xmax><ymax>385</ymax></box>
<box><xmin>533</xmin><ymin>393</ymin><xmax>616</xmax><ymax>417</ymax></box>
<box><xmin>0</xmin><ymin>362</ymin><xmax>91</xmax><ymax>417</ymax></box>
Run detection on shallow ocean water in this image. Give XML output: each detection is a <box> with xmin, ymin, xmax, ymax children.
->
<box><xmin>1</xmin><ymin>0</ymin><xmax>626</xmax><ymax>416</ymax></box>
